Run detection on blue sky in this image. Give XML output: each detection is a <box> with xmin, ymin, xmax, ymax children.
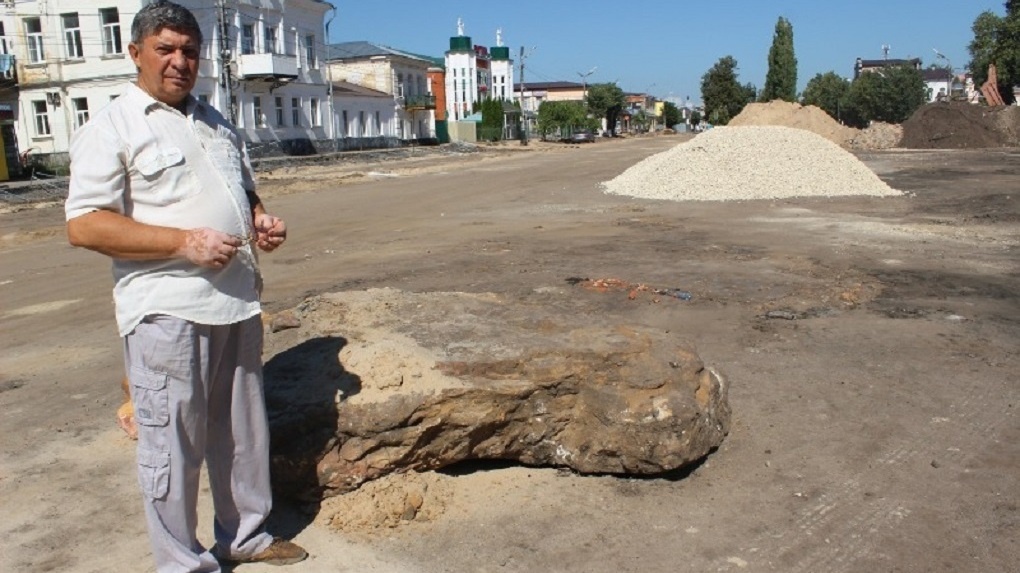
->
<box><xmin>329</xmin><ymin>1</ymin><xmax>1005</xmax><ymax>104</ymax></box>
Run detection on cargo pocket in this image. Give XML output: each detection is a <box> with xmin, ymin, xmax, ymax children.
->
<box><xmin>137</xmin><ymin>447</ymin><xmax>170</xmax><ymax>500</ymax></box>
<box><xmin>130</xmin><ymin>367</ymin><xmax>170</xmax><ymax>427</ymax></box>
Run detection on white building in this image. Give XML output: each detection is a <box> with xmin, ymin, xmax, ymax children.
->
<box><xmin>331</xmin><ymin>80</ymin><xmax>394</xmax><ymax>140</ymax></box>
<box><xmin>444</xmin><ymin>18</ymin><xmax>485</xmax><ymax>122</ymax></box>
<box><xmin>488</xmin><ymin>28</ymin><xmax>513</xmax><ymax>101</ymax></box>
<box><xmin>2</xmin><ymin>0</ymin><xmax>333</xmax><ymax>167</ymax></box>
<box><xmin>324</xmin><ymin>40</ymin><xmax>436</xmax><ymax>141</ymax></box>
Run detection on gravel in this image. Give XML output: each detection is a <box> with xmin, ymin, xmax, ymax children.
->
<box><xmin>602</xmin><ymin>125</ymin><xmax>902</xmax><ymax>202</ymax></box>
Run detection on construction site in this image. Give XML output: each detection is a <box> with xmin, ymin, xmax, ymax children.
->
<box><xmin>1</xmin><ymin>92</ymin><xmax>1018</xmax><ymax>572</ymax></box>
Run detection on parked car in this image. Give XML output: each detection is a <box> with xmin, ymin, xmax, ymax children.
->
<box><xmin>569</xmin><ymin>130</ymin><xmax>596</xmax><ymax>143</ymax></box>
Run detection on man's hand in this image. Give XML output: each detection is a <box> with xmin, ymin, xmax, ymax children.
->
<box><xmin>177</xmin><ymin>228</ymin><xmax>242</xmax><ymax>268</ymax></box>
<box><xmin>253</xmin><ymin>213</ymin><xmax>286</xmax><ymax>252</ymax></box>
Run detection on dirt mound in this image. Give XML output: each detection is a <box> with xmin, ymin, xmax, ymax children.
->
<box><xmin>900</xmin><ymin>103</ymin><xmax>1020</xmax><ymax>148</ymax></box>
<box><xmin>730</xmin><ymin>100</ymin><xmax>855</xmax><ymax>147</ymax></box>
<box><xmin>848</xmin><ymin>122</ymin><xmax>902</xmax><ymax>150</ymax></box>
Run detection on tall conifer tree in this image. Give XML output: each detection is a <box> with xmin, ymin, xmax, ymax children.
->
<box><xmin>761</xmin><ymin>17</ymin><xmax>798</xmax><ymax>102</ymax></box>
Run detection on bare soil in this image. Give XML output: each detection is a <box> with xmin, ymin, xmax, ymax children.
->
<box><xmin>1</xmin><ymin>136</ymin><xmax>1017</xmax><ymax>573</ymax></box>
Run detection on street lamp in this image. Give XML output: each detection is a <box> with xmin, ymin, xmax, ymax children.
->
<box><xmin>578</xmin><ymin>66</ymin><xmax>597</xmax><ymax>101</ymax></box>
<box><xmin>933</xmin><ymin>48</ymin><xmax>952</xmax><ymax>101</ymax></box>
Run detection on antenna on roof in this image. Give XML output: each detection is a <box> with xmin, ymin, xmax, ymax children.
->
<box><xmin>882</xmin><ymin>44</ymin><xmax>891</xmax><ymax>60</ymax></box>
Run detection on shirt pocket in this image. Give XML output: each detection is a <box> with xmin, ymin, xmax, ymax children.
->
<box><xmin>130</xmin><ymin>367</ymin><xmax>170</xmax><ymax>427</ymax></box>
<box><xmin>131</xmin><ymin>145</ymin><xmax>198</xmax><ymax>206</ymax></box>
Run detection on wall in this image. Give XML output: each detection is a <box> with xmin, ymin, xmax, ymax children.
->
<box><xmin>447</xmin><ymin>119</ymin><xmax>476</xmax><ymax>143</ymax></box>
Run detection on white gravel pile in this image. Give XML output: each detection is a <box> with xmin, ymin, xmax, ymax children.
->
<box><xmin>602</xmin><ymin>125</ymin><xmax>901</xmax><ymax>202</ymax></box>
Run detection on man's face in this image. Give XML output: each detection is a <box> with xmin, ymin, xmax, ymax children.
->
<box><xmin>128</xmin><ymin>27</ymin><xmax>199</xmax><ymax>107</ymax></box>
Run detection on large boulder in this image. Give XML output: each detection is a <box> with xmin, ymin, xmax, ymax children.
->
<box><xmin>266</xmin><ymin>288</ymin><xmax>730</xmax><ymax>499</ymax></box>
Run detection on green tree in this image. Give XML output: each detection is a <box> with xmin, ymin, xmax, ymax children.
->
<box><xmin>690</xmin><ymin>110</ymin><xmax>702</xmax><ymax>128</ymax></box>
<box><xmin>536</xmin><ymin>100</ymin><xmax>592</xmax><ymax>138</ymax></box>
<box><xmin>586</xmin><ymin>82</ymin><xmax>626</xmax><ymax>136</ymax></box>
<box><xmin>968</xmin><ymin>3</ymin><xmax>1020</xmax><ymax>104</ymax></box>
<box><xmin>801</xmin><ymin>71</ymin><xmax>851</xmax><ymax>122</ymax></box>
<box><xmin>842</xmin><ymin>66</ymin><xmax>927</xmax><ymax>128</ymax></box>
<box><xmin>701</xmin><ymin>56</ymin><xmax>755</xmax><ymax>125</ymax></box>
<box><xmin>478</xmin><ymin>98</ymin><xmax>505</xmax><ymax>141</ymax></box>
<box><xmin>760</xmin><ymin>17</ymin><xmax>798</xmax><ymax>102</ymax></box>
<box><xmin>662</xmin><ymin>101</ymin><xmax>682</xmax><ymax>128</ymax></box>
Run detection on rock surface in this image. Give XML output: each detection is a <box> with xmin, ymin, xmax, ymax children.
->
<box><xmin>266</xmin><ymin>288</ymin><xmax>731</xmax><ymax>499</ymax></box>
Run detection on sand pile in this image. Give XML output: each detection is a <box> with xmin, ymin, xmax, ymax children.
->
<box><xmin>730</xmin><ymin>101</ymin><xmax>855</xmax><ymax>147</ymax></box>
<box><xmin>900</xmin><ymin>103</ymin><xmax>1020</xmax><ymax>148</ymax></box>
<box><xmin>601</xmin><ymin>125</ymin><xmax>901</xmax><ymax>202</ymax></box>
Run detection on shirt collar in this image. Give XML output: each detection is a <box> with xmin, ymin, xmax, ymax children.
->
<box><xmin>126</xmin><ymin>82</ymin><xmax>197</xmax><ymax>116</ymax></box>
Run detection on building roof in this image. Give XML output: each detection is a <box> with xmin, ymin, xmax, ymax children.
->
<box><xmin>920</xmin><ymin>68</ymin><xmax>952</xmax><ymax>82</ymax></box>
<box><xmin>513</xmin><ymin>81</ymin><xmax>584</xmax><ymax>91</ymax></box>
<box><xmin>857</xmin><ymin>58</ymin><xmax>922</xmax><ymax>69</ymax></box>
<box><xmin>331</xmin><ymin>81</ymin><xmax>392</xmax><ymax>98</ymax></box>
<box><xmin>327</xmin><ymin>41</ymin><xmax>443</xmax><ymax>67</ymax></box>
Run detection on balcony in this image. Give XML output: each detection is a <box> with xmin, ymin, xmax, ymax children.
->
<box><xmin>236</xmin><ymin>53</ymin><xmax>298</xmax><ymax>80</ymax></box>
<box><xmin>403</xmin><ymin>93</ymin><xmax>436</xmax><ymax>111</ymax></box>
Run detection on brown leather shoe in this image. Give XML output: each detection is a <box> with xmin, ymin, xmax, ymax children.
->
<box><xmin>218</xmin><ymin>538</ymin><xmax>308</xmax><ymax>566</ymax></box>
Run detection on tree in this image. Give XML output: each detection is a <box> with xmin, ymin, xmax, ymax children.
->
<box><xmin>801</xmin><ymin>71</ymin><xmax>851</xmax><ymax>122</ymax></box>
<box><xmin>690</xmin><ymin>110</ymin><xmax>702</xmax><ymax>129</ymax></box>
<box><xmin>478</xmin><ymin>98</ymin><xmax>505</xmax><ymax>141</ymax></box>
<box><xmin>968</xmin><ymin>3</ymin><xmax>1020</xmax><ymax>104</ymax></box>
<box><xmin>536</xmin><ymin>101</ymin><xmax>593</xmax><ymax>138</ymax></box>
<box><xmin>760</xmin><ymin>17</ymin><xmax>798</xmax><ymax>102</ymax></box>
<box><xmin>701</xmin><ymin>56</ymin><xmax>755</xmax><ymax>125</ymax></box>
<box><xmin>586</xmin><ymin>82</ymin><xmax>626</xmax><ymax>136</ymax></box>
<box><xmin>842</xmin><ymin>66</ymin><xmax>927</xmax><ymax>128</ymax></box>
<box><xmin>662</xmin><ymin>101</ymin><xmax>682</xmax><ymax>129</ymax></box>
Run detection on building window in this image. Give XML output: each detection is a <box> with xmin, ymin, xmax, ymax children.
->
<box><xmin>241</xmin><ymin>24</ymin><xmax>255</xmax><ymax>55</ymax></box>
<box><xmin>396</xmin><ymin>73</ymin><xmax>404</xmax><ymax>98</ymax></box>
<box><xmin>310</xmin><ymin>98</ymin><xmax>320</xmax><ymax>127</ymax></box>
<box><xmin>24</xmin><ymin>18</ymin><xmax>44</xmax><ymax>63</ymax></box>
<box><xmin>229</xmin><ymin>95</ymin><xmax>238</xmax><ymax>125</ymax></box>
<box><xmin>72</xmin><ymin>97</ymin><xmax>89</xmax><ymax>128</ymax></box>
<box><xmin>291</xmin><ymin>97</ymin><xmax>301</xmax><ymax>126</ymax></box>
<box><xmin>253</xmin><ymin>96</ymin><xmax>263</xmax><ymax>127</ymax></box>
<box><xmin>62</xmin><ymin>13</ymin><xmax>83</xmax><ymax>59</ymax></box>
<box><xmin>264</xmin><ymin>26</ymin><xmax>277</xmax><ymax>54</ymax></box>
<box><xmin>342</xmin><ymin>110</ymin><xmax>348</xmax><ymax>137</ymax></box>
<box><xmin>33</xmin><ymin>100</ymin><xmax>50</xmax><ymax>136</ymax></box>
<box><xmin>304</xmin><ymin>34</ymin><xmax>316</xmax><ymax>68</ymax></box>
<box><xmin>275</xmin><ymin>96</ymin><xmax>285</xmax><ymax>126</ymax></box>
<box><xmin>359</xmin><ymin>111</ymin><xmax>365</xmax><ymax>137</ymax></box>
<box><xmin>100</xmin><ymin>8</ymin><xmax>122</xmax><ymax>55</ymax></box>
<box><xmin>375</xmin><ymin>111</ymin><xmax>381</xmax><ymax>135</ymax></box>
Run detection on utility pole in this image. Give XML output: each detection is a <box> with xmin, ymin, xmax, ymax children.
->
<box><xmin>326</xmin><ymin>4</ymin><xmax>337</xmax><ymax>151</ymax></box>
<box><xmin>218</xmin><ymin>0</ymin><xmax>234</xmax><ymax>124</ymax></box>
<box><xmin>518</xmin><ymin>45</ymin><xmax>534</xmax><ymax>144</ymax></box>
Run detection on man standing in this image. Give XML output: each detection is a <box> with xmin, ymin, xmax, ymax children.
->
<box><xmin>65</xmin><ymin>2</ymin><xmax>306</xmax><ymax>571</ymax></box>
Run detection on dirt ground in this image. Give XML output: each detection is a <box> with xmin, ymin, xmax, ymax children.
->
<box><xmin>1</xmin><ymin>136</ymin><xmax>1017</xmax><ymax>573</ymax></box>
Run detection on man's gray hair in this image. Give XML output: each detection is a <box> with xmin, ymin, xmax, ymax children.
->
<box><xmin>131</xmin><ymin>0</ymin><xmax>203</xmax><ymax>45</ymax></box>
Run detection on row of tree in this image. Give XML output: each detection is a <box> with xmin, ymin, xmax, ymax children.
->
<box><xmin>510</xmin><ymin>2</ymin><xmax>1019</xmax><ymax>141</ymax></box>
<box><xmin>702</xmin><ymin>3</ymin><xmax>1020</xmax><ymax>129</ymax></box>
<box><xmin>535</xmin><ymin>83</ymin><xmax>687</xmax><ymax>137</ymax></box>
